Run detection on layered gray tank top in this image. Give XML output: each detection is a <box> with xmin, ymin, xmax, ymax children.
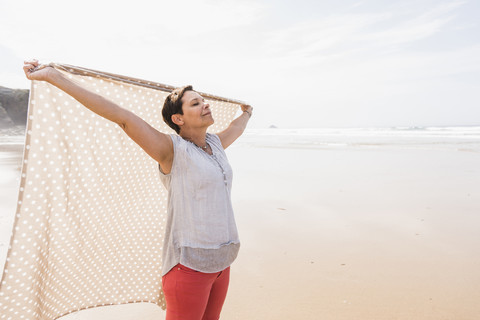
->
<box><xmin>158</xmin><ymin>133</ymin><xmax>240</xmax><ymax>276</ymax></box>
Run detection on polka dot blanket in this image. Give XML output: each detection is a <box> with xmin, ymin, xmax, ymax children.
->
<box><xmin>0</xmin><ymin>64</ymin><xmax>241</xmax><ymax>320</ymax></box>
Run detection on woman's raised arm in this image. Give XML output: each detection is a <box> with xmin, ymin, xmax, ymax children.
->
<box><xmin>216</xmin><ymin>104</ymin><xmax>252</xmax><ymax>149</ymax></box>
<box><xmin>23</xmin><ymin>60</ymin><xmax>174</xmax><ymax>171</ymax></box>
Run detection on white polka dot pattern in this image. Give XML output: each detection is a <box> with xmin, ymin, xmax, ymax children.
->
<box><xmin>0</xmin><ymin>66</ymin><xmax>240</xmax><ymax>320</ymax></box>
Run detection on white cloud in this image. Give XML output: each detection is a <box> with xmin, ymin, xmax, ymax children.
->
<box><xmin>0</xmin><ymin>0</ymin><xmax>267</xmax><ymax>90</ymax></box>
<box><xmin>255</xmin><ymin>0</ymin><xmax>469</xmax><ymax>70</ymax></box>
<box><xmin>263</xmin><ymin>13</ymin><xmax>391</xmax><ymax>59</ymax></box>
<box><xmin>359</xmin><ymin>0</ymin><xmax>465</xmax><ymax>46</ymax></box>
<box><xmin>0</xmin><ymin>0</ymin><xmax>265</xmax><ymax>63</ymax></box>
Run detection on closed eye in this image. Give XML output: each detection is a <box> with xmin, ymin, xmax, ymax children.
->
<box><xmin>191</xmin><ymin>97</ymin><xmax>205</xmax><ymax>106</ymax></box>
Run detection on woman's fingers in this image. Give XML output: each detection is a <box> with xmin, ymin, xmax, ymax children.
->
<box><xmin>24</xmin><ymin>60</ymin><xmax>39</xmax><ymax>72</ymax></box>
<box><xmin>23</xmin><ymin>64</ymin><xmax>39</xmax><ymax>78</ymax></box>
<box><xmin>23</xmin><ymin>64</ymin><xmax>34</xmax><ymax>78</ymax></box>
<box><xmin>23</xmin><ymin>60</ymin><xmax>51</xmax><ymax>80</ymax></box>
<box><xmin>240</xmin><ymin>104</ymin><xmax>252</xmax><ymax>112</ymax></box>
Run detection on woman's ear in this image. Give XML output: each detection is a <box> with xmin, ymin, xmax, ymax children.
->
<box><xmin>171</xmin><ymin>114</ymin><xmax>184</xmax><ymax>126</ymax></box>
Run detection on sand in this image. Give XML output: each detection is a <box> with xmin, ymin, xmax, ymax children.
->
<box><xmin>225</xmin><ymin>145</ymin><xmax>480</xmax><ymax>319</ymax></box>
<box><xmin>1</xmin><ymin>138</ymin><xmax>480</xmax><ymax>319</ymax></box>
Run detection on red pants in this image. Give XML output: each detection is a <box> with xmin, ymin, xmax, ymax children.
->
<box><xmin>162</xmin><ymin>264</ymin><xmax>231</xmax><ymax>320</ymax></box>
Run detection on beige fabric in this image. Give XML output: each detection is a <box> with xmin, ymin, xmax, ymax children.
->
<box><xmin>0</xmin><ymin>64</ymin><xmax>241</xmax><ymax>320</ymax></box>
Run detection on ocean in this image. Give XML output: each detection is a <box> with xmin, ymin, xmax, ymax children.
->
<box><xmin>236</xmin><ymin>126</ymin><xmax>480</xmax><ymax>152</ymax></box>
<box><xmin>2</xmin><ymin>126</ymin><xmax>480</xmax><ymax>152</ymax></box>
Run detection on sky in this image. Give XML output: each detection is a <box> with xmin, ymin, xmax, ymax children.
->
<box><xmin>1</xmin><ymin>0</ymin><xmax>479</xmax><ymax>128</ymax></box>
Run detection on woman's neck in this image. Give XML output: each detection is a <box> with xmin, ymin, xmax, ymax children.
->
<box><xmin>180</xmin><ymin>129</ymin><xmax>208</xmax><ymax>148</ymax></box>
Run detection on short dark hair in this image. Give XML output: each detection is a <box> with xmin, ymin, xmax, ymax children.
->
<box><xmin>162</xmin><ymin>85</ymin><xmax>193</xmax><ymax>133</ymax></box>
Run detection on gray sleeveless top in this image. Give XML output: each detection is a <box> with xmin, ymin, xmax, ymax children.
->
<box><xmin>158</xmin><ymin>133</ymin><xmax>240</xmax><ymax>276</ymax></box>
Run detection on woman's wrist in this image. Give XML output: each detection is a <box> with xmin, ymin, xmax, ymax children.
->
<box><xmin>45</xmin><ymin>67</ymin><xmax>60</xmax><ymax>83</ymax></box>
<box><xmin>47</xmin><ymin>68</ymin><xmax>68</xmax><ymax>86</ymax></box>
<box><xmin>243</xmin><ymin>110</ymin><xmax>252</xmax><ymax>118</ymax></box>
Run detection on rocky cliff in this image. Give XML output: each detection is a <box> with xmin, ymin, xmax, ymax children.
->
<box><xmin>0</xmin><ymin>86</ymin><xmax>29</xmax><ymax>128</ymax></box>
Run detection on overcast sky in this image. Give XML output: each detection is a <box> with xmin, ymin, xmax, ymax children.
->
<box><xmin>1</xmin><ymin>0</ymin><xmax>479</xmax><ymax>128</ymax></box>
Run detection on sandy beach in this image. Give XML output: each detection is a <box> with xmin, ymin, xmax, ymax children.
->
<box><xmin>1</xmin><ymin>128</ymin><xmax>480</xmax><ymax>319</ymax></box>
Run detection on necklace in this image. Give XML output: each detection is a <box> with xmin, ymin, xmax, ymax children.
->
<box><xmin>194</xmin><ymin>141</ymin><xmax>211</xmax><ymax>155</ymax></box>
<box><xmin>183</xmin><ymin>136</ymin><xmax>209</xmax><ymax>151</ymax></box>
<box><xmin>193</xmin><ymin>141</ymin><xmax>208</xmax><ymax>150</ymax></box>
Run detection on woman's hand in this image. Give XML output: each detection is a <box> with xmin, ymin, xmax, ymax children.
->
<box><xmin>240</xmin><ymin>104</ymin><xmax>253</xmax><ymax>118</ymax></box>
<box><xmin>240</xmin><ymin>104</ymin><xmax>252</xmax><ymax>113</ymax></box>
<box><xmin>23</xmin><ymin>59</ymin><xmax>55</xmax><ymax>82</ymax></box>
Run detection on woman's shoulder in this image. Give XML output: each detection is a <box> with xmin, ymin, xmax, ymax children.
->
<box><xmin>207</xmin><ymin>133</ymin><xmax>227</xmax><ymax>154</ymax></box>
<box><xmin>169</xmin><ymin>133</ymin><xmax>187</xmax><ymax>145</ymax></box>
<box><xmin>206</xmin><ymin>132</ymin><xmax>221</xmax><ymax>145</ymax></box>
<box><xmin>166</xmin><ymin>134</ymin><xmax>190</xmax><ymax>156</ymax></box>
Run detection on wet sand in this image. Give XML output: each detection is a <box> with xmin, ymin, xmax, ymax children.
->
<box><xmin>1</xmin><ymin>141</ymin><xmax>480</xmax><ymax>319</ymax></box>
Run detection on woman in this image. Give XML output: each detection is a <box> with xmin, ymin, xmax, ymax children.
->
<box><xmin>23</xmin><ymin>60</ymin><xmax>252</xmax><ymax>320</ymax></box>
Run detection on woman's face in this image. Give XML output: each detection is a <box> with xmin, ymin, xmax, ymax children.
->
<box><xmin>179</xmin><ymin>90</ymin><xmax>214</xmax><ymax>129</ymax></box>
